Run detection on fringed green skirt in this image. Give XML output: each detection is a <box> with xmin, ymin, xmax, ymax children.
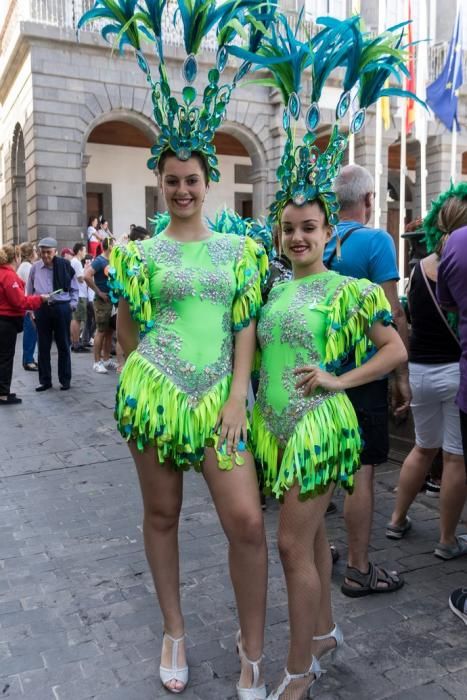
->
<box><xmin>252</xmin><ymin>391</ymin><xmax>362</xmax><ymax>500</ymax></box>
<box><xmin>116</xmin><ymin>350</ymin><xmax>236</xmax><ymax>471</ymax></box>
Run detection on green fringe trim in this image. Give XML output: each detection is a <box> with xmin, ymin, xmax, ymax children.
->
<box><xmin>252</xmin><ymin>392</ymin><xmax>361</xmax><ymax>500</ymax></box>
<box><xmin>232</xmin><ymin>237</ymin><xmax>269</xmax><ymax>331</ymax></box>
<box><xmin>108</xmin><ymin>243</ymin><xmax>153</xmax><ymax>334</ymax></box>
<box><xmin>324</xmin><ymin>280</ymin><xmax>392</xmax><ymax>372</ymax></box>
<box><xmin>116</xmin><ymin>351</ymin><xmax>240</xmax><ymax>471</ymax></box>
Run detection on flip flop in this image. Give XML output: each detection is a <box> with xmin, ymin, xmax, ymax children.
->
<box><xmin>434</xmin><ymin>535</ymin><xmax>467</xmax><ymax>560</ymax></box>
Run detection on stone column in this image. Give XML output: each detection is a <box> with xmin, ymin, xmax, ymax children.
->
<box><xmin>81</xmin><ymin>154</ymin><xmax>91</xmax><ymax>231</ymax></box>
<box><xmin>250</xmin><ymin>168</ymin><xmax>267</xmax><ymax>219</ymax></box>
<box><xmin>353</xmin><ymin>127</ymin><xmax>393</xmax><ymax>231</ymax></box>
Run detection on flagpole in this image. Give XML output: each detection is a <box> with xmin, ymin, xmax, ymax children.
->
<box><xmin>451</xmin><ymin>125</ymin><xmax>458</xmax><ymax>182</ymax></box>
<box><xmin>420</xmin><ymin>135</ymin><xmax>427</xmax><ymax>216</ymax></box>
<box><xmin>374</xmin><ymin>1</ymin><xmax>386</xmax><ymax>229</ymax></box>
<box><xmin>399</xmin><ymin>95</ymin><xmax>407</xmax><ymax>295</ymax></box>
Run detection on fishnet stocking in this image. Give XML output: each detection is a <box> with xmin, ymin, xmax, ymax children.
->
<box><xmin>270</xmin><ymin>671</ymin><xmax>315</xmax><ymax>699</ymax></box>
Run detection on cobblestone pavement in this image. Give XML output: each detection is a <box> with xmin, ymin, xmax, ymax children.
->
<box><xmin>1</xmin><ymin>348</ymin><xmax>467</xmax><ymax>700</ymax></box>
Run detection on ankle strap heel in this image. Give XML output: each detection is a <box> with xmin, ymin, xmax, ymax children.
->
<box><xmin>268</xmin><ymin>656</ymin><xmax>322</xmax><ymax>700</ymax></box>
<box><xmin>313</xmin><ymin>623</ymin><xmax>344</xmax><ymax>663</ymax></box>
<box><xmin>236</xmin><ymin>631</ymin><xmax>266</xmax><ymax>699</ymax></box>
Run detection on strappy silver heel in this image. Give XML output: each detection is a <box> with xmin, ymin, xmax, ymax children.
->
<box><xmin>313</xmin><ymin>623</ymin><xmax>344</xmax><ymax>663</ymax></box>
<box><xmin>159</xmin><ymin>632</ymin><xmax>189</xmax><ymax>694</ymax></box>
<box><xmin>236</xmin><ymin>631</ymin><xmax>267</xmax><ymax>700</ymax></box>
<box><xmin>267</xmin><ymin>656</ymin><xmax>322</xmax><ymax>699</ymax></box>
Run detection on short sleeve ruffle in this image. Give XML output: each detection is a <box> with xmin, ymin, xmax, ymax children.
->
<box><xmin>323</xmin><ymin>278</ymin><xmax>392</xmax><ymax>372</ymax></box>
<box><xmin>108</xmin><ymin>242</ymin><xmax>153</xmax><ymax>334</ymax></box>
<box><xmin>232</xmin><ymin>236</ymin><xmax>269</xmax><ymax>332</ymax></box>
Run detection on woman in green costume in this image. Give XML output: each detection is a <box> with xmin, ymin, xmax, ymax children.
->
<box><xmin>78</xmin><ymin>1</ymin><xmax>278</xmax><ymax>694</ymax></box>
<box><xmin>255</xmin><ymin>198</ymin><xmax>407</xmax><ymax>700</ymax></box>
<box><xmin>111</xmin><ymin>150</ymin><xmax>269</xmax><ymax>698</ymax></box>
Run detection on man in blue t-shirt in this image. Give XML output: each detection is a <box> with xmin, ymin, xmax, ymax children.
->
<box><xmin>324</xmin><ymin>164</ymin><xmax>410</xmax><ymax>597</ymax></box>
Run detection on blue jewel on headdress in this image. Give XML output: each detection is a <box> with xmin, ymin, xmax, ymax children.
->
<box><xmin>336</xmin><ymin>91</ymin><xmax>351</xmax><ymax>120</ymax></box>
<box><xmin>183</xmin><ymin>54</ymin><xmax>198</xmax><ymax>84</ymax></box>
<box><xmin>351</xmin><ymin>108</ymin><xmax>366</xmax><ymax>134</ymax></box>
<box><xmin>216</xmin><ymin>46</ymin><xmax>229</xmax><ymax>73</ymax></box>
<box><xmin>288</xmin><ymin>92</ymin><xmax>301</xmax><ymax>120</ymax></box>
<box><xmin>305</xmin><ymin>103</ymin><xmax>320</xmax><ymax>132</ymax></box>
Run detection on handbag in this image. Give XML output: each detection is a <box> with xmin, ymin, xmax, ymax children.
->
<box><xmin>419</xmin><ymin>259</ymin><xmax>461</xmax><ymax>348</ymax></box>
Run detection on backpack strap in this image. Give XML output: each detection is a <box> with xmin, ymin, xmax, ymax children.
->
<box><xmin>326</xmin><ymin>225</ymin><xmax>363</xmax><ymax>267</ymax></box>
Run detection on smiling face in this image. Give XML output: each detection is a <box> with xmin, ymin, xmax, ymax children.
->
<box><xmin>281</xmin><ymin>200</ymin><xmax>332</xmax><ymax>277</ymax></box>
<box><xmin>159</xmin><ymin>156</ymin><xmax>208</xmax><ymax>220</ymax></box>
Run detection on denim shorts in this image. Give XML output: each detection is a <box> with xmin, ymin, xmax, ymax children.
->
<box><xmin>409</xmin><ymin>362</ymin><xmax>463</xmax><ymax>455</ymax></box>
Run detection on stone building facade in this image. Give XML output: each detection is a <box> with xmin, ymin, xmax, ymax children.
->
<box><xmin>1</xmin><ymin>0</ymin><xmax>467</xmax><ymax>249</ymax></box>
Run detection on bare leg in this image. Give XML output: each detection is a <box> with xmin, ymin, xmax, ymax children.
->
<box><xmin>439</xmin><ymin>451</ymin><xmax>467</xmax><ymax>545</ymax></box>
<box><xmin>311</xmin><ymin>521</ymin><xmax>336</xmax><ymax>660</ymax></box>
<box><xmin>344</xmin><ymin>463</ymin><xmax>374</xmax><ymax>574</ymax></box>
<box><xmin>389</xmin><ymin>446</ymin><xmax>438</xmax><ymax>526</ymax></box>
<box><xmin>202</xmin><ymin>448</ymin><xmax>267</xmax><ymax>688</ymax></box>
<box><xmin>102</xmin><ymin>329</ymin><xmax>113</xmax><ymax>361</ymax></box>
<box><xmin>93</xmin><ymin>330</ymin><xmax>104</xmax><ymax>363</ymax></box>
<box><xmin>129</xmin><ymin>442</ymin><xmax>185</xmax><ymax>692</ymax></box>
<box><xmin>278</xmin><ymin>484</ymin><xmax>334</xmax><ymax>674</ymax></box>
<box><xmin>70</xmin><ymin>319</ymin><xmax>80</xmax><ymax>347</ymax></box>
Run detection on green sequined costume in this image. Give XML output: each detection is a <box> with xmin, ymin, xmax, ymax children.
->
<box><xmin>253</xmin><ymin>271</ymin><xmax>392</xmax><ymax>500</ymax></box>
<box><xmin>109</xmin><ymin>232</ymin><xmax>267</xmax><ymax>470</ymax></box>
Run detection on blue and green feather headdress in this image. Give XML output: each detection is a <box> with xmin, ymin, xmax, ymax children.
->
<box><xmin>233</xmin><ymin>12</ymin><xmax>425</xmax><ymax>224</ymax></box>
<box><xmin>78</xmin><ymin>0</ymin><xmax>278</xmax><ymax>181</ymax></box>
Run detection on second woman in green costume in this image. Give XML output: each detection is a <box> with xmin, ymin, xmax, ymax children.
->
<box><xmin>253</xmin><ymin>199</ymin><xmax>407</xmax><ymax>700</ymax></box>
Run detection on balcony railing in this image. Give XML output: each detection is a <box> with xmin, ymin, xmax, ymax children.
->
<box><xmin>0</xmin><ymin>0</ymin><xmax>314</xmax><ymax>56</ymax></box>
<box><xmin>0</xmin><ymin>0</ymin><xmax>463</xmax><ymax>87</ymax></box>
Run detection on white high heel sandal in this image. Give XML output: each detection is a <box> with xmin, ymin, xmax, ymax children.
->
<box><xmin>236</xmin><ymin>631</ymin><xmax>267</xmax><ymax>700</ymax></box>
<box><xmin>267</xmin><ymin>656</ymin><xmax>322</xmax><ymax>700</ymax></box>
<box><xmin>159</xmin><ymin>632</ymin><xmax>189</xmax><ymax>694</ymax></box>
<box><xmin>313</xmin><ymin>623</ymin><xmax>344</xmax><ymax>663</ymax></box>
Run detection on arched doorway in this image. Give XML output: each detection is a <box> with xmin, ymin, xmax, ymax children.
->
<box><xmin>84</xmin><ymin>112</ymin><xmax>158</xmax><ymax>237</ymax></box>
<box><xmin>11</xmin><ymin>124</ymin><xmax>27</xmax><ymax>244</ymax></box>
<box><xmin>84</xmin><ymin>114</ymin><xmax>264</xmax><ymax>233</ymax></box>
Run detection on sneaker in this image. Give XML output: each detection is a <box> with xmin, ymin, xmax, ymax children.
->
<box><xmin>103</xmin><ymin>359</ymin><xmax>118</xmax><ymax>370</ymax></box>
<box><xmin>449</xmin><ymin>588</ymin><xmax>467</xmax><ymax>625</ymax></box>
<box><xmin>424</xmin><ymin>478</ymin><xmax>441</xmax><ymax>498</ymax></box>
<box><xmin>93</xmin><ymin>361</ymin><xmax>108</xmax><ymax>374</ymax></box>
<box><xmin>434</xmin><ymin>534</ymin><xmax>467</xmax><ymax>560</ymax></box>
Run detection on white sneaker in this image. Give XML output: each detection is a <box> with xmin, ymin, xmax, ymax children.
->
<box><xmin>103</xmin><ymin>359</ymin><xmax>118</xmax><ymax>370</ymax></box>
<box><xmin>93</xmin><ymin>361</ymin><xmax>108</xmax><ymax>374</ymax></box>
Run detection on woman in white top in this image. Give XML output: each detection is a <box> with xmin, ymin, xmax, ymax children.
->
<box><xmin>17</xmin><ymin>242</ymin><xmax>38</xmax><ymax>371</ymax></box>
<box><xmin>87</xmin><ymin>216</ymin><xmax>100</xmax><ymax>257</ymax></box>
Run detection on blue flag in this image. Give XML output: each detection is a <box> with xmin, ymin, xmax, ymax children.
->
<box><xmin>426</xmin><ymin>8</ymin><xmax>463</xmax><ymax>131</ymax></box>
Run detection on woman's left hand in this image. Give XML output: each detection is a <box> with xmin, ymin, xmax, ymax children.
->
<box><xmin>216</xmin><ymin>395</ymin><xmax>247</xmax><ymax>456</ymax></box>
<box><xmin>294</xmin><ymin>366</ymin><xmax>344</xmax><ymax>395</ymax></box>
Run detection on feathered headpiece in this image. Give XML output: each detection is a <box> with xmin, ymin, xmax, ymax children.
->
<box><xmin>150</xmin><ymin>206</ymin><xmax>273</xmax><ymax>254</ymax></box>
<box><xmin>423</xmin><ymin>181</ymin><xmax>467</xmax><ymax>253</ymax></box>
<box><xmin>78</xmin><ymin>0</ymin><xmax>277</xmax><ymax>181</ymax></box>
<box><xmin>232</xmin><ymin>11</ymin><xmax>425</xmax><ymax>224</ymax></box>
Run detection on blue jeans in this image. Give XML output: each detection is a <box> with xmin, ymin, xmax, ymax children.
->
<box><xmin>22</xmin><ymin>313</ymin><xmax>37</xmax><ymax>365</ymax></box>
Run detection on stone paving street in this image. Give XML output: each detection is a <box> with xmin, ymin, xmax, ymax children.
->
<box><xmin>1</xmin><ymin>348</ymin><xmax>467</xmax><ymax>700</ymax></box>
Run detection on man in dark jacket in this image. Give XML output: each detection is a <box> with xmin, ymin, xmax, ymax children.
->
<box><xmin>27</xmin><ymin>238</ymin><xmax>79</xmax><ymax>391</ymax></box>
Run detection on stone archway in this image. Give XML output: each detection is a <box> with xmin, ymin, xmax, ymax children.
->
<box><xmin>82</xmin><ymin>110</ymin><xmax>159</xmax><ymax>236</ymax></box>
<box><xmin>11</xmin><ymin>123</ymin><xmax>27</xmax><ymax>244</ymax></box>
